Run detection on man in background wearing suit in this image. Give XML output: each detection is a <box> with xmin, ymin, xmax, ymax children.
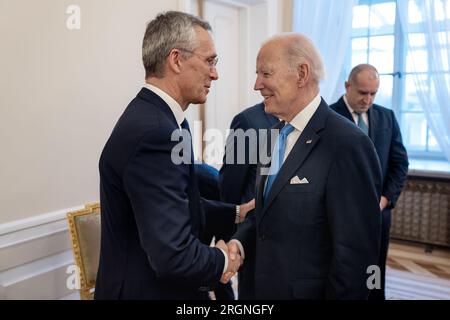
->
<box><xmin>219</xmin><ymin>103</ymin><xmax>277</xmax><ymax>299</ymax></box>
<box><xmin>95</xmin><ymin>11</ymin><xmax>253</xmax><ymax>299</ymax></box>
<box><xmin>330</xmin><ymin>64</ymin><xmax>409</xmax><ymax>300</ymax></box>
<box><xmin>195</xmin><ymin>162</ymin><xmax>235</xmax><ymax>300</ymax></box>
<box><xmin>226</xmin><ymin>33</ymin><xmax>383</xmax><ymax>299</ymax></box>
<box><xmin>196</xmin><ymin>163</ymin><xmax>221</xmax><ymax>201</ymax></box>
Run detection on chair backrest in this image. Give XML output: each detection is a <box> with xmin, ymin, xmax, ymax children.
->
<box><xmin>67</xmin><ymin>203</ymin><xmax>101</xmax><ymax>300</ymax></box>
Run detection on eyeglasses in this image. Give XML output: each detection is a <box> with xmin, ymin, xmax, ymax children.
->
<box><xmin>179</xmin><ymin>48</ymin><xmax>218</xmax><ymax>68</ymax></box>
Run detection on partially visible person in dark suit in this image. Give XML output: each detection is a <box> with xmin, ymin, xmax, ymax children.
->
<box><xmin>195</xmin><ymin>162</ymin><xmax>235</xmax><ymax>300</ymax></box>
<box><xmin>226</xmin><ymin>33</ymin><xmax>383</xmax><ymax>299</ymax></box>
<box><xmin>196</xmin><ymin>163</ymin><xmax>221</xmax><ymax>201</ymax></box>
<box><xmin>220</xmin><ymin>103</ymin><xmax>278</xmax><ymax>204</ymax></box>
<box><xmin>95</xmin><ymin>11</ymin><xmax>254</xmax><ymax>300</ymax></box>
<box><xmin>330</xmin><ymin>64</ymin><xmax>409</xmax><ymax>300</ymax></box>
<box><xmin>219</xmin><ymin>103</ymin><xmax>278</xmax><ymax>299</ymax></box>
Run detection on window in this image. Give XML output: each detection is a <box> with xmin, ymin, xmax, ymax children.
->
<box><xmin>347</xmin><ymin>0</ymin><xmax>450</xmax><ymax>160</ymax></box>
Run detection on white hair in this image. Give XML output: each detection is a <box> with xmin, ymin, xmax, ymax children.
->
<box><xmin>264</xmin><ymin>33</ymin><xmax>326</xmax><ymax>84</ymax></box>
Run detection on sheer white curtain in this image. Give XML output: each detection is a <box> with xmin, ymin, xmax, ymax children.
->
<box><xmin>398</xmin><ymin>0</ymin><xmax>450</xmax><ymax>161</ymax></box>
<box><xmin>292</xmin><ymin>0</ymin><xmax>357</xmax><ymax>103</ymax></box>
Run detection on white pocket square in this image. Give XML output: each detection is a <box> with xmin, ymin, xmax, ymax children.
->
<box><xmin>290</xmin><ymin>176</ymin><xmax>309</xmax><ymax>184</ymax></box>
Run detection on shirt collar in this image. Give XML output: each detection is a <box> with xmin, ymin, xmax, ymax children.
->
<box><xmin>145</xmin><ymin>83</ymin><xmax>185</xmax><ymax>127</ymax></box>
<box><xmin>288</xmin><ymin>93</ymin><xmax>322</xmax><ymax>132</ymax></box>
<box><xmin>343</xmin><ymin>94</ymin><xmax>359</xmax><ymax>115</ymax></box>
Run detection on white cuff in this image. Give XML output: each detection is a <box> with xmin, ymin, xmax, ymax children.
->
<box><xmin>229</xmin><ymin>239</ymin><xmax>245</xmax><ymax>260</ymax></box>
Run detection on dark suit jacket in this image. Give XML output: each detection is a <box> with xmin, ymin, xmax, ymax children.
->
<box><xmin>330</xmin><ymin>97</ymin><xmax>409</xmax><ymax>208</ymax></box>
<box><xmin>219</xmin><ymin>103</ymin><xmax>278</xmax><ymax>203</ymax></box>
<box><xmin>195</xmin><ymin>162</ymin><xmax>234</xmax><ymax>243</ymax></box>
<box><xmin>196</xmin><ymin>163</ymin><xmax>221</xmax><ymax>201</ymax></box>
<box><xmin>234</xmin><ymin>100</ymin><xmax>383</xmax><ymax>299</ymax></box>
<box><xmin>195</xmin><ymin>162</ymin><xmax>235</xmax><ymax>300</ymax></box>
<box><xmin>95</xmin><ymin>88</ymin><xmax>235</xmax><ymax>300</ymax></box>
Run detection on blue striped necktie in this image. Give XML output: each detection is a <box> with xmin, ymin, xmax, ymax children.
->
<box><xmin>264</xmin><ymin>123</ymin><xmax>295</xmax><ymax>202</ymax></box>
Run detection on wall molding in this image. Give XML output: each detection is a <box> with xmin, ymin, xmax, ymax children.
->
<box><xmin>0</xmin><ymin>205</ymin><xmax>84</xmax><ymax>299</ymax></box>
<box><xmin>0</xmin><ymin>205</ymin><xmax>83</xmax><ymax>249</ymax></box>
<box><xmin>0</xmin><ymin>251</ymin><xmax>73</xmax><ymax>287</ymax></box>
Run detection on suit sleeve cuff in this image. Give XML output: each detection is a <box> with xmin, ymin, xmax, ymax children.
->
<box><xmin>218</xmin><ymin>248</ymin><xmax>228</xmax><ymax>274</ymax></box>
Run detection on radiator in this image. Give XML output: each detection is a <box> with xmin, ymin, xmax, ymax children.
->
<box><xmin>391</xmin><ymin>172</ymin><xmax>450</xmax><ymax>247</ymax></box>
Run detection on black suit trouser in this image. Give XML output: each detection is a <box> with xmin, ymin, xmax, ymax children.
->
<box><xmin>369</xmin><ymin>209</ymin><xmax>391</xmax><ymax>300</ymax></box>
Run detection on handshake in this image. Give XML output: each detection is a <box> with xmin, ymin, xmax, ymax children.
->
<box><xmin>215</xmin><ymin>198</ymin><xmax>255</xmax><ymax>284</ymax></box>
<box><xmin>216</xmin><ymin>240</ymin><xmax>243</xmax><ymax>284</ymax></box>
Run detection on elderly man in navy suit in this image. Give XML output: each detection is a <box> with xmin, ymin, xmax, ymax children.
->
<box><xmin>330</xmin><ymin>64</ymin><xmax>409</xmax><ymax>300</ymax></box>
<box><xmin>224</xmin><ymin>33</ymin><xmax>383</xmax><ymax>299</ymax></box>
<box><xmin>95</xmin><ymin>11</ymin><xmax>255</xmax><ymax>300</ymax></box>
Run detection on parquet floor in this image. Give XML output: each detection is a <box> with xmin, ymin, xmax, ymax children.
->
<box><xmin>386</xmin><ymin>239</ymin><xmax>450</xmax><ymax>300</ymax></box>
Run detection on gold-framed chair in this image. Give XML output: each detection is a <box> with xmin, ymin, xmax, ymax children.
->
<box><xmin>67</xmin><ymin>202</ymin><xmax>101</xmax><ymax>300</ymax></box>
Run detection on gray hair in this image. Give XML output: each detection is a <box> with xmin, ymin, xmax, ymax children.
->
<box><xmin>348</xmin><ymin>64</ymin><xmax>379</xmax><ymax>83</ymax></box>
<box><xmin>142</xmin><ymin>11</ymin><xmax>211</xmax><ymax>78</ymax></box>
<box><xmin>267</xmin><ymin>33</ymin><xmax>325</xmax><ymax>84</ymax></box>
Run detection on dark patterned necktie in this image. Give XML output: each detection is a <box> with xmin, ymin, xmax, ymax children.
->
<box><xmin>355</xmin><ymin>112</ymin><xmax>369</xmax><ymax>135</ymax></box>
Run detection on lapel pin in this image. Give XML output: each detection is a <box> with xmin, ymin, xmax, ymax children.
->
<box><xmin>306</xmin><ymin>139</ymin><xmax>313</xmax><ymax>144</ymax></box>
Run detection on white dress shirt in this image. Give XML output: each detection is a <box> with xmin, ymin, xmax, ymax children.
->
<box><xmin>144</xmin><ymin>83</ymin><xmax>229</xmax><ymax>274</ymax></box>
<box><xmin>145</xmin><ymin>84</ymin><xmax>185</xmax><ymax>128</ymax></box>
<box><xmin>282</xmin><ymin>93</ymin><xmax>322</xmax><ymax>161</ymax></box>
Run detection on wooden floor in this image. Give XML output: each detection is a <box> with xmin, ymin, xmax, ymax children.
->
<box><xmin>386</xmin><ymin>239</ymin><xmax>450</xmax><ymax>300</ymax></box>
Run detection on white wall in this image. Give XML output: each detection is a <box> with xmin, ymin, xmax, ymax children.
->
<box><xmin>0</xmin><ymin>0</ymin><xmax>181</xmax><ymax>300</ymax></box>
<box><xmin>0</xmin><ymin>0</ymin><xmax>291</xmax><ymax>299</ymax></box>
<box><xmin>0</xmin><ymin>0</ymin><xmax>178</xmax><ymax>224</ymax></box>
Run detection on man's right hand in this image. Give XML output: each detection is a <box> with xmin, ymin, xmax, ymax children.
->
<box><xmin>227</xmin><ymin>240</ymin><xmax>242</xmax><ymax>261</ymax></box>
<box><xmin>216</xmin><ymin>240</ymin><xmax>243</xmax><ymax>284</ymax></box>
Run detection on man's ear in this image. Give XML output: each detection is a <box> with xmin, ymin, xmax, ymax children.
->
<box><xmin>167</xmin><ymin>49</ymin><xmax>183</xmax><ymax>74</ymax></box>
<box><xmin>345</xmin><ymin>81</ymin><xmax>350</xmax><ymax>91</ymax></box>
<box><xmin>297</xmin><ymin>63</ymin><xmax>310</xmax><ymax>87</ymax></box>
